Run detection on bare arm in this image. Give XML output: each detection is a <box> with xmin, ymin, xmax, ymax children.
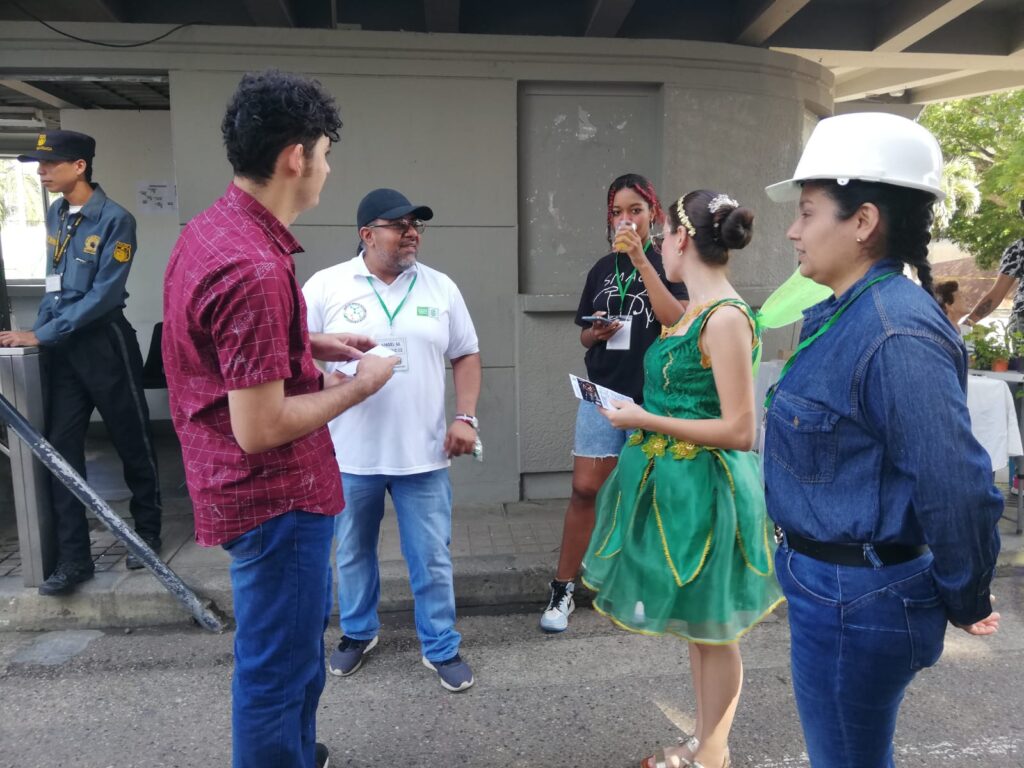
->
<box><xmin>614</xmin><ymin>226</ymin><xmax>686</xmax><ymax>327</ymax></box>
<box><xmin>228</xmin><ymin>355</ymin><xmax>396</xmax><ymax>454</ymax></box>
<box><xmin>601</xmin><ymin>307</ymin><xmax>756</xmax><ymax>451</ymax></box>
<box><xmin>445</xmin><ymin>352</ymin><xmax>482</xmax><ymax>457</ymax></box>
<box><xmin>966</xmin><ymin>273</ymin><xmax>1016</xmax><ymax>324</ymax></box>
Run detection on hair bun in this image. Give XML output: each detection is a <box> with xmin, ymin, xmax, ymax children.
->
<box><xmin>719</xmin><ymin>207</ymin><xmax>754</xmax><ymax>250</ymax></box>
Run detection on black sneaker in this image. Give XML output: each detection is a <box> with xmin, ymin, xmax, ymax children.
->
<box><xmin>125</xmin><ymin>536</ymin><xmax>162</xmax><ymax>570</ymax></box>
<box><xmin>38</xmin><ymin>561</ymin><xmax>95</xmax><ymax>596</ymax></box>
<box><xmin>315</xmin><ymin>743</ymin><xmax>329</xmax><ymax>768</ymax></box>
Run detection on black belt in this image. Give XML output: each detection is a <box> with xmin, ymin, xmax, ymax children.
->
<box><xmin>780</xmin><ymin>528</ymin><xmax>928</xmax><ymax>568</ymax></box>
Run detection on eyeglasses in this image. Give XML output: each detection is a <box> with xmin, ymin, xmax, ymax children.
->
<box><xmin>365</xmin><ymin>219</ymin><xmax>427</xmax><ymax>235</ymax></box>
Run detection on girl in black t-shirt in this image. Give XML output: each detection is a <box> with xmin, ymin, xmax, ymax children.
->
<box><xmin>540</xmin><ymin>173</ymin><xmax>688</xmax><ymax>633</ymax></box>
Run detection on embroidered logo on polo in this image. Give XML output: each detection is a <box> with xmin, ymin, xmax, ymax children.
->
<box><xmin>342</xmin><ymin>302</ymin><xmax>367</xmax><ymax>323</ymax></box>
<box><xmin>416</xmin><ymin>306</ymin><xmax>439</xmax><ymax>318</ymax></box>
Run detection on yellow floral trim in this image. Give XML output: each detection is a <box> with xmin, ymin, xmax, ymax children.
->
<box><xmin>593</xmin><ymin>491</ymin><xmax>622</xmax><ymax>558</ymax></box>
<box><xmin>641</xmin><ymin>433</ymin><xmax>669</xmax><ymax>459</ymax></box>
<box><xmin>632</xmin><ymin>431</ymin><xmax>704</xmax><ymax>461</ymax></box>
<box><xmin>662</xmin><ymin>348</ymin><xmax>675</xmax><ymax>389</ymax></box>
<box><xmin>670</xmin><ymin>441</ymin><xmax>700</xmax><ymax>460</ymax></box>
<box><xmin>707</xmin><ymin>449</ymin><xmax>736</xmax><ymax>494</ymax></box>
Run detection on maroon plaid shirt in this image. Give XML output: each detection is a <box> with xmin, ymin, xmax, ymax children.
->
<box><xmin>163</xmin><ymin>183</ymin><xmax>343</xmax><ymax>546</ymax></box>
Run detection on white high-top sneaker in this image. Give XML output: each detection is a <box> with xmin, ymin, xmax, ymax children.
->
<box><xmin>540</xmin><ymin>579</ymin><xmax>575</xmax><ymax>632</ymax></box>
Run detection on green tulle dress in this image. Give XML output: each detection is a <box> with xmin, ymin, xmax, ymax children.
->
<box><xmin>581</xmin><ymin>299</ymin><xmax>783</xmax><ymax>644</ymax></box>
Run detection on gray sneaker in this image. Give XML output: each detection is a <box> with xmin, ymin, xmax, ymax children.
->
<box><xmin>328</xmin><ymin>635</ymin><xmax>378</xmax><ymax>677</ymax></box>
<box><xmin>422</xmin><ymin>653</ymin><xmax>474</xmax><ymax>692</ymax></box>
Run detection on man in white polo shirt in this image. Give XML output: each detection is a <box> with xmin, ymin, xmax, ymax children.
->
<box><xmin>303</xmin><ymin>188</ymin><xmax>482</xmax><ymax>693</ymax></box>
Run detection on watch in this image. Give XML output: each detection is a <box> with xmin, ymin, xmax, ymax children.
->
<box><xmin>454</xmin><ymin>413</ymin><xmax>479</xmax><ymax>430</ymax></box>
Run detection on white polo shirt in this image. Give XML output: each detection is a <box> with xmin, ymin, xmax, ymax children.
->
<box><xmin>303</xmin><ymin>255</ymin><xmax>479</xmax><ymax>475</ymax></box>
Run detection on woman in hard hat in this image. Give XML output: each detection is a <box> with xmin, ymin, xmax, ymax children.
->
<box><xmin>586</xmin><ymin>189</ymin><xmax>783</xmax><ymax>768</ymax></box>
<box><xmin>763</xmin><ymin>112</ymin><xmax>1002</xmax><ymax>767</ymax></box>
<box><xmin>540</xmin><ymin>173</ymin><xmax>687</xmax><ymax>633</ymax></box>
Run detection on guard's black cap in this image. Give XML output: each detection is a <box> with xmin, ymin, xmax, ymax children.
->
<box><xmin>357</xmin><ymin>188</ymin><xmax>433</xmax><ymax>229</ymax></box>
<box><xmin>17</xmin><ymin>130</ymin><xmax>96</xmax><ymax>164</ymax></box>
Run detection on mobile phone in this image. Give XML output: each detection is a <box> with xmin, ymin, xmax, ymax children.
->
<box><xmin>581</xmin><ymin>315</ymin><xmax>614</xmax><ymax>324</ymax></box>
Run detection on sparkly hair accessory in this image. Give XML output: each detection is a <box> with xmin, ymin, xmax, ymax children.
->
<box><xmin>708</xmin><ymin>194</ymin><xmax>739</xmax><ymax>214</ymax></box>
<box><xmin>675</xmin><ymin>197</ymin><xmax>696</xmax><ymax>237</ymax></box>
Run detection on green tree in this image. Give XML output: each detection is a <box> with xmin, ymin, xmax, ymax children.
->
<box><xmin>920</xmin><ymin>90</ymin><xmax>1024</xmax><ymax>269</ymax></box>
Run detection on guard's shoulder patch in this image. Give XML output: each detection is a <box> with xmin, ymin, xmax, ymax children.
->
<box><xmin>113</xmin><ymin>241</ymin><xmax>132</xmax><ymax>263</ymax></box>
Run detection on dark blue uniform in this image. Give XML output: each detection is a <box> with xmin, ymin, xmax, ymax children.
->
<box><xmin>36</xmin><ymin>184</ymin><xmax>161</xmax><ymax>567</ymax></box>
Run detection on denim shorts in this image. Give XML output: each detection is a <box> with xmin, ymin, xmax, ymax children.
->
<box><xmin>573</xmin><ymin>399</ymin><xmax>628</xmax><ymax>458</ymax></box>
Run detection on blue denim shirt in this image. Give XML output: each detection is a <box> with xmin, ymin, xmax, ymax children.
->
<box><xmin>34</xmin><ymin>184</ymin><xmax>136</xmax><ymax>345</ymax></box>
<box><xmin>763</xmin><ymin>258</ymin><xmax>1002</xmax><ymax>626</ymax></box>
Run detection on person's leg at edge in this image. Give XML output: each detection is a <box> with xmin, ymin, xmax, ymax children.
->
<box><xmin>336</xmin><ymin>473</ymin><xmax>388</xmax><ymax>641</ymax></box>
<box><xmin>227</xmin><ymin>510</ymin><xmax>334</xmax><ymax>768</ymax></box>
<box><xmin>46</xmin><ymin>350</ymin><xmax>95</xmax><ymax>566</ymax></box>
<box><xmin>554</xmin><ymin>455</ymin><xmax>618</xmax><ymax>581</ymax></box>
<box><xmin>391</xmin><ymin>468</ymin><xmax>460</xmax><ymax>662</ymax></box>
<box><xmin>643</xmin><ymin>643</ymin><xmax>704</xmax><ymax>768</ymax></box>
<box><xmin>299</xmin><ymin>524</ymin><xmax>335</xmax><ymax>761</ymax></box>
<box><xmin>691</xmin><ymin>643</ymin><xmax>742</xmax><ymax>768</ymax></box>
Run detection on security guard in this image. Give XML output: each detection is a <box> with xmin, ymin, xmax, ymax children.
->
<box><xmin>0</xmin><ymin>130</ymin><xmax>161</xmax><ymax>595</ymax></box>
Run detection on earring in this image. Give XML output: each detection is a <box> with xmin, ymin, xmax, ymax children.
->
<box><xmin>856</xmin><ymin>237</ymin><xmax>864</xmax><ymax>243</ymax></box>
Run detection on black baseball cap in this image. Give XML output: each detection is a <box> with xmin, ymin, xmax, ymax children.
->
<box><xmin>357</xmin><ymin>188</ymin><xmax>433</xmax><ymax>229</ymax></box>
<box><xmin>17</xmin><ymin>130</ymin><xmax>96</xmax><ymax>164</ymax></box>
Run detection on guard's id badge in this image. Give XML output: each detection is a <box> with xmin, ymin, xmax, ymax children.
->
<box><xmin>45</xmin><ymin>274</ymin><xmax>62</xmax><ymax>293</ymax></box>
<box><xmin>377</xmin><ymin>337</ymin><xmax>409</xmax><ymax>372</ymax></box>
<box><xmin>606</xmin><ymin>316</ymin><xmax>632</xmax><ymax>351</ymax></box>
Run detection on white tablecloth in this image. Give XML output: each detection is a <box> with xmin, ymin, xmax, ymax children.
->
<box><xmin>966</xmin><ymin>374</ymin><xmax>1023</xmax><ymax>471</ymax></box>
<box><xmin>753</xmin><ymin>362</ymin><xmax>1023</xmax><ymax>471</ymax></box>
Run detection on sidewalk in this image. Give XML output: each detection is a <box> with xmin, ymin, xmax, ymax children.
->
<box><xmin>1</xmin><ymin>431</ymin><xmax>1022</xmax><ymax>631</ymax></box>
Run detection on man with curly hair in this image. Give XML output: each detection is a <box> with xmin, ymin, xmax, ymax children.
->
<box><xmin>163</xmin><ymin>70</ymin><xmax>397</xmax><ymax>768</ymax></box>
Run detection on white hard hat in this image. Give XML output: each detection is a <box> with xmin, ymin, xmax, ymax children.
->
<box><xmin>766</xmin><ymin>113</ymin><xmax>945</xmax><ymax>202</ymax></box>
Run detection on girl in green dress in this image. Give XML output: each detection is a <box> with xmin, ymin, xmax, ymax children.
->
<box><xmin>583</xmin><ymin>190</ymin><xmax>783</xmax><ymax>768</ymax></box>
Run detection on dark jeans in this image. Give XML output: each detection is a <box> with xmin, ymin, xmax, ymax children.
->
<box><xmin>224</xmin><ymin>510</ymin><xmax>334</xmax><ymax>768</ymax></box>
<box><xmin>776</xmin><ymin>544</ymin><xmax>947</xmax><ymax>767</ymax></box>
<box><xmin>46</xmin><ymin>314</ymin><xmax>161</xmax><ymax>565</ymax></box>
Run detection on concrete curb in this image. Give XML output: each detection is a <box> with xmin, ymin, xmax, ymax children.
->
<box><xmin>2</xmin><ymin>546</ymin><xmax>1020</xmax><ymax>632</ymax></box>
<box><xmin>0</xmin><ymin>553</ymin><xmax>560</xmax><ymax>631</ymax></box>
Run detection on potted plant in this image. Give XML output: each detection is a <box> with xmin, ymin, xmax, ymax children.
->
<box><xmin>966</xmin><ymin>324</ymin><xmax>1010</xmax><ymax>371</ymax></box>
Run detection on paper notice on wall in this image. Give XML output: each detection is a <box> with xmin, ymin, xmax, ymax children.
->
<box><xmin>136</xmin><ymin>181</ymin><xmax>177</xmax><ymax>214</ymax></box>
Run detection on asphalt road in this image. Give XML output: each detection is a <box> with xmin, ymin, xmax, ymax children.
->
<box><xmin>1</xmin><ymin>572</ymin><xmax>1021</xmax><ymax>768</ymax></box>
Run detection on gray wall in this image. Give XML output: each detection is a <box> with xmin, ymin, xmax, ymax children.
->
<box><xmin>0</xmin><ymin>22</ymin><xmax>833</xmax><ymax>503</ymax></box>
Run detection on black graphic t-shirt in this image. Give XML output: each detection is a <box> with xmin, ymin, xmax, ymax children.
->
<box><xmin>575</xmin><ymin>249</ymin><xmax>688</xmax><ymax>403</ymax></box>
<box><xmin>998</xmin><ymin>238</ymin><xmax>1024</xmax><ymax>326</ymax></box>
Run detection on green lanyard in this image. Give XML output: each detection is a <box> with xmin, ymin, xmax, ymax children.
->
<box><xmin>365</xmin><ymin>273</ymin><xmax>417</xmax><ymax>328</ymax></box>
<box><xmin>613</xmin><ymin>241</ymin><xmax>653</xmax><ymax>313</ymax></box>
<box><xmin>764</xmin><ymin>271</ymin><xmax>898</xmax><ymax>409</ymax></box>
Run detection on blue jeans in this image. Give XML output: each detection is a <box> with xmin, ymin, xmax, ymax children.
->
<box><xmin>573</xmin><ymin>399</ymin><xmax>628</xmax><ymax>458</ymax></box>
<box><xmin>336</xmin><ymin>469</ymin><xmax>460</xmax><ymax>662</ymax></box>
<box><xmin>224</xmin><ymin>510</ymin><xmax>334</xmax><ymax>768</ymax></box>
<box><xmin>776</xmin><ymin>544</ymin><xmax>948</xmax><ymax>767</ymax></box>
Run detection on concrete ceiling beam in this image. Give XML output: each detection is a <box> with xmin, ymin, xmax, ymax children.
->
<box><xmin>0</xmin><ymin>79</ymin><xmax>77</xmax><ymax>109</ymax></box>
<box><xmin>771</xmin><ymin>48</ymin><xmax>1024</xmax><ymax>71</ymax></box>
<box><xmin>834</xmin><ymin>67</ymin><xmax>962</xmax><ymax>101</ymax></box>
<box><xmin>241</xmin><ymin>0</ymin><xmax>296</xmax><ymax>27</ymax></box>
<box><xmin>735</xmin><ymin>0</ymin><xmax>811</xmax><ymax>46</ymax></box>
<box><xmin>909</xmin><ymin>69</ymin><xmax>1024</xmax><ymax>102</ymax></box>
<box><xmin>875</xmin><ymin>0</ymin><xmax>984</xmax><ymax>52</ymax></box>
<box><xmin>583</xmin><ymin>0</ymin><xmax>636</xmax><ymax>38</ymax></box>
